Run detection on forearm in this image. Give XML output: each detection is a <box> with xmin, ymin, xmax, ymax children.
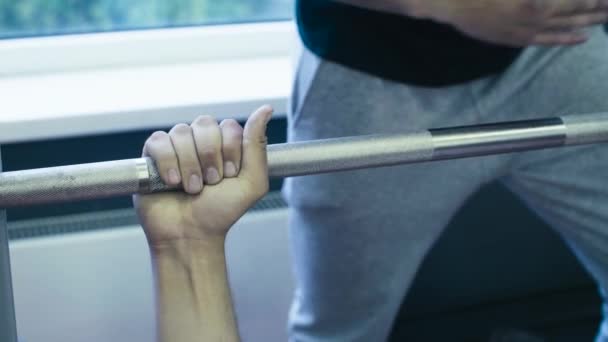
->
<box><xmin>150</xmin><ymin>239</ymin><xmax>239</xmax><ymax>342</ymax></box>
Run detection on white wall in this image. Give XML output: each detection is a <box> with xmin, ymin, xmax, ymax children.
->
<box><xmin>9</xmin><ymin>209</ymin><xmax>293</xmax><ymax>342</ymax></box>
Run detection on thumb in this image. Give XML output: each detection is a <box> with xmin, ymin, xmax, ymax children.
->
<box><xmin>240</xmin><ymin>105</ymin><xmax>273</xmax><ymax>183</ymax></box>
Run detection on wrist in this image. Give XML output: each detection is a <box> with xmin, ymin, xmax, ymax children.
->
<box><xmin>150</xmin><ymin>238</ymin><xmax>226</xmax><ymax>262</ymax></box>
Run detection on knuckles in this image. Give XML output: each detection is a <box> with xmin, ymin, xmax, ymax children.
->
<box><xmin>220</xmin><ymin>119</ymin><xmax>244</xmax><ymax>138</ymax></box>
<box><xmin>148</xmin><ymin>131</ymin><xmax>168</xmax><ymax>142</ymax></box>
<box><xmin>169</xmin><ymin>123</ymin><xmax>192</xmax><ymax>135</ymax></box>
<box><xmin>220</xmin><ymin>119</ymin><xmax>241</xmax><ymax>129</ymax></box>
<box><xmin>145</xmin><ymin>131</ymin><xmax>170</xmax><ymax>151</ymax></box>
<box><xmin>192</xmin><ymin>115</ymin><xmax>217</xmax><ymax>127</ymax></box>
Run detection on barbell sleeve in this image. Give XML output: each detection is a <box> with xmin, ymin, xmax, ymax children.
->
<box><xmin>1</xmin><ymin>112</ymin><xmax>607</xmax><ymax>208</ymax></box>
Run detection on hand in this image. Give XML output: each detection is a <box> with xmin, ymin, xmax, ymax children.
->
<box><xmin>417</xmin><ymin>0</ymin><xmax>608</xmax><ymax>46</ymax></box>
<box><xmin>134</xmin><ymin>105</ymin><xmax>273</xmax><ymax>248</ymax></box>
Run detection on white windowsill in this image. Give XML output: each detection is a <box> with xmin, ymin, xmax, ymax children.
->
<box><xmin>0</xmin><ymin>22</ymin><xmax>296</xmax><ymax>145</ymax></box>
<box><xmin>0</xmin><ymin>57</ymin><xmax>292</xmax><ymax>144</ymax></box>
<box><xmin>0</xmin><ymin>21</ymin><xmax>296</xmax><ymax>76</ymax></box>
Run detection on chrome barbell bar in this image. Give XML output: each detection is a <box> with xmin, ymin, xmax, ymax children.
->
<box><xmin>1</xmin><ymin>112</ymin><xmax>607</xmax><ymax>208</ymax></box>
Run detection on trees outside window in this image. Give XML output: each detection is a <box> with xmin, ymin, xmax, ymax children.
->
<box><xmin>0</xmin><ymin>0</ymin><xmax>293</xmax><ymax>39</ymax></box>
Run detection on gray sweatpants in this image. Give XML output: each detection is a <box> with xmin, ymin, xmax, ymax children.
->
<box><xmin>283</xmin><ymin>26</ymin><xmax>608</xmax><ymax>341</ymax></box>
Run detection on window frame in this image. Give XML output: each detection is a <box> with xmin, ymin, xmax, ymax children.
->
<box><xmin>0</xmin><ymin>21</ymin><xmax>294</xmax><ymax>76</ymax></box>
<box><xmin>0</xmin><ymin>20</ymin><xmax>296</xmax><ymax>144</ymax></box>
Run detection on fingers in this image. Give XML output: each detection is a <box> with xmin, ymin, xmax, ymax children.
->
<box><xmin>546</xmin><ymin>11</ymin><xmax>608</xmax><ymax>30</ymax></box>
<box><xmin>191</xmin><ymin>116</ymin><xmax>223</xmax><ymax>185</ymax></box>
<box><xmin>240</xmin><ymin>105</ymin><xmax>273</xmax><ymax>193</ymax></box>
<box><xmin>169</xmin><ymin>124</ymin><xmax>204</xmax><ymax>194</ymax></box>
<box><xmin>144</xmin><ymin>106</ymin><xmax>271</xmax><ymax>197</ymax></box>
<box><xmin>143</xmin><ymin>131</ymin><xmax>181</xmax><ymax>186</ymax></box>
<box><xmin>552</xmin><ymin>0</ymin><xmax>608</xmax><ymax>15</ymax></box>
<box><xmin>531</xmin><ymin>31</ymin><xmax>588</xmax><ymax>45</ymax></box>
<box><xmin>220</xmin><ymin>119</ymin><xmax>244</xmax><ymax>178</ymax></box>
<box><xmin>536</xmin><ymin>1</ymin><xmax>608</xmax><ymax>46</ymax></box>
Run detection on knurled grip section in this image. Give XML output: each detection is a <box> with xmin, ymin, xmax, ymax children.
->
<box><xmin>562</xmin><ymin>112</ymin><xmax>608</xmax><ymax>145</ymax></box>
<box><xmin>0</xmin><ymin>159</ymin><xmax>144</xmax><ymax>207</ymax></box>
<box><xmin>145</xmin><ymin>157</ymin><xmax>178</xmax><ymax>193</ymax></box>
<box><xmin>267</xmin><ymin>131</ymin><xmax>435</xmax><ymax>177</ymax></box>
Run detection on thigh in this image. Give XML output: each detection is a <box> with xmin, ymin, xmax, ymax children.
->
<box><xmin>502</xmin><ymin>143</ymin><xmax>608</xmax><ymax>341</ymax></box>
<box><xmin>495</xmin><ymin>26</ymin><xmax>608</xmax><ymax>283</ymax></box>
<box><xmin>284</xmin><ymin>49</ymin><xmax>494</xmax><ymax>341</ymax></box>
<box><xmin>287</xmin><ymin>184</ymin><xmax>476</xmax><ymax>342</ymax></box>
<box><xmin>493</xmin><ymin>26</ymin><xmax>608</xmax><ymax>341</ymax></box>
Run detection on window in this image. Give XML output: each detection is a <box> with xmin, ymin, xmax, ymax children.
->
<box><xmin>0</xmin><ymin>0</ymin><xmax>294</xmax><ymax>142</ymax></box>
<box><xmin>0</xmin><ymin>0</ymin><xmax>293</xmax><ymax>39</ymax></box>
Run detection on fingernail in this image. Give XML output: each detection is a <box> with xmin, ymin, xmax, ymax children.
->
<box><xmin>205</xmin><ymin>168</ymin><xmax>220</xmax><ymax>184</ymax></box>
<box><xmin>168</xmin><ymin>169</ymin><xmax>181</xmax><ymax>185</ymax></box>
<box><xmin>224</xmin><ymin>162</ymin><xmax>237</xmax><ymax>177</ymax></box>
<box><xmin>188</xmin><ymin>174</ymin><xmax>202</xmax><ymax>193</ymax></box>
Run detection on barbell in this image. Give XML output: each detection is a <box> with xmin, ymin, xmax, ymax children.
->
<box><xmin>0</xmin><ymin>112</ymin><xmax>607</xmax><ymax>208</ymax></box>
